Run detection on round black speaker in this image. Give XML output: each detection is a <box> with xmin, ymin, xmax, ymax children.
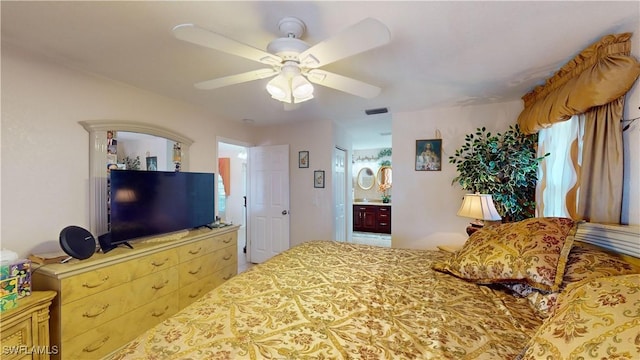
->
<box><xmin>59</xmin><ymin>226</ymin><xmax>96</xmax><ymax>260</ymax></box>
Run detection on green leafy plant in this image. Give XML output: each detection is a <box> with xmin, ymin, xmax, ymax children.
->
<box><xmin>378</xmin><ymin>148</ymin><xmax>392</xmax><ymax>167</ymax></box>
<box><xmin>449</xmin><ymin>124</ymin><xmax>547</xmax><ymax>222</ymax></box>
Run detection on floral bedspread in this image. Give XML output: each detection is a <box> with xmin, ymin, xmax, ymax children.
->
<box><xmin>109</xmin><ymin>241</ymin><xmax>542</xmax><ymax>359</ymax></box>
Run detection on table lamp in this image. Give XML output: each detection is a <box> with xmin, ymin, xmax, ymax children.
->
<box><xmin>457</xmin><ymin>193</ymin><xmax>502</xmax><ymax>236</ymax></box>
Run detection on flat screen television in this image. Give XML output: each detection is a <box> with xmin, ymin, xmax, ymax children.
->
<box><xmin>102</xmin><ymin>170</ymin><xmax>215</xmax><ymax>252</ymax></box>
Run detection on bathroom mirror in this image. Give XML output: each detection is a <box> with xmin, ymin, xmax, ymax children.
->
<box><xmin>377</xmin><ymin>166</ymin><xmax>392</xmax><ymax>188</ymax></box>
<box><xmin>357</xmin><ymin>167</ymin><xmax>375</xmax><ymax>190</ymax></box>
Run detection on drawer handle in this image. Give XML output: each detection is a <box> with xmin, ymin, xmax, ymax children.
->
<box><xmin>188</xmin><ymin>247</ymin><xmax>202</xmax><ymax>255</ymax></box>
<box><xmin>83</xmin><ymin>304</ymin><xmax>110</xmax><ymax>318</ymax></box>
<box><xmin>152</xmin><ymin>305</ymin><xmax>169</xmax><ymax>317</ymax></box>
<box><xmin>380</xmin><ymin>222</ymin><xmax>388</xmax><ymax>226</ymax></box>
<box><xmin>223</xmin><ymin>254</ymin><xmax>232</xmax><ymax>261</ymax></box>
<box><xmin>223</xmin><ymin>237</ymin><xmax>232</xmax><ymax>243</ymax></box>
<box><xmin>82</xmin><ymin>276</ymin><xmax>109</xmax><ymax>289</ymax></box>
<box><xmin>189</xmin><ymin>289</ymin><xmax>202</xmax><ymax>298</ymax></box>
<box><xmin>151</xmin><ymin>258</ymin><xmax>169</xmax><ymax>267</ymax></box>
<box><xmin>83</xmin><ymin>336</ymin><xmax>110</xmax><ymax>353</ymax></box>
<box><xmin>188</xmin><ymin>266</ymin><xmax>202</xmax><ymax>275</ymax></box>
<box><xmin>152</xmin><ymin>280</ymin><xmax>169</xmax><ymax>290</ymax></box>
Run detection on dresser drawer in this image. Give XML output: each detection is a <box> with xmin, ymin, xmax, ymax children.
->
<box><xmin>212</xmin><ymin>245</ymin><xmax>236</xmax><ymax>272</ymax></box>
<box><xmin>178</xmin><ymin>244</ymin><xmax>236</xmax><ymax>285</ymax></box>
<box><xmin>211</xmin><ymin>232</ymin><xmax>237</xmax><ymax>252</ymax></box>
<box><xmin>179</xmin><ymin>275</ymin><xmax>216</xmax><ymax>308</ymax></box>
<box><xmin>179</xmin><ymin>262</ymin><xmax>237</xmax><ymax>308</ymax></box>
<box><xmin>177</xmin><ymin>237</ymin><xmax>216</xmax><ymax>261</ymax></box>
<box><xmin>62</xmin><ymin>292</ymin><xmax>179</xmax><ymax>360</ymax></box>
<box><xmin>178</xmin><ymin>252</ymin><xmax>217</xmax><ymax>286</ymax></box>
<box><xmin>60</xmin><ymin>267</ymin><xmax>178</xmax><ymax>341</ymax></box>
<box><xmin>1</xmin><ymin>317</ymin><xmax>33</xmax><ymax>360</ymax></box>
<box><xmin>59</xmin><ymin>249</ymin><xmax>177</xmax><ymax>304</ymax></box>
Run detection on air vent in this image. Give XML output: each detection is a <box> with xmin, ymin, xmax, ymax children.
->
<box><xmin>365</xmin><ymin>107</ymin><xmax>388</xmax><ymax>115</ymax></box>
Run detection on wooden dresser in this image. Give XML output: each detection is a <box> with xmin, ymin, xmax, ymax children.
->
<box><xmin>0</xmin><ymin>291</ymin><xmax>57</xmax><ymax>360</ymax></box>
<box><xmin>32</xmin><ymin>226</ymin><xmax>238</xmax><ymax>360</ymax></box>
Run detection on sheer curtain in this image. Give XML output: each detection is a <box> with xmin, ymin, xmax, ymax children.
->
<box><xmin>537</xmin><ymin>115</ymin><xmax>583</xmax><ymax>218</ymax></box>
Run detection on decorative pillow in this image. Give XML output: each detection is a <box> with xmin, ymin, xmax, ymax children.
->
<box><xmin>433</xmin><ymin>217</ymin><xmax>576</xmax><ymax>292</ymax></box>
<box><xmin>563</xmin><ymin>242</ymin><xmax>640</xmax><ymax>283</ymax></box>
<box><xmin>518</xmin><ymin>274</ymin><xmax>640</xmax><ymax>360</ymax></box>
<box><xmin>503</xmin><ymin>241</ymin><xmax>640</xmax><ymax>318</ymax></box>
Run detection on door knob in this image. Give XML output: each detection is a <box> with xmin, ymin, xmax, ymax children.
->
<box><xmin>282</xmin><ymin>210</ymin><xmax>288</xmax><ymax>215</ymax></box>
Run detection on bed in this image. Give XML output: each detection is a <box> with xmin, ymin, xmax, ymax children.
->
<box><xmin>108</xmin><ymin>218</ymin><xmax>640</xmax><ymax>360</ymax></box>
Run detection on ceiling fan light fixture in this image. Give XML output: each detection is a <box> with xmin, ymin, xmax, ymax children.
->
<box><xmin>291</xmin><ymin>75</ymin><xmax>314</xmax><ymax>99</ymax></box>
<box><xmin>293</xmin><ymin>93</ymin><xmax>314</xmax><ymax>104</ymax></box>
<box><xmin>266</xmin><ymin>74</ymin><xmax>289</xmax><ymax>99</ymax></box>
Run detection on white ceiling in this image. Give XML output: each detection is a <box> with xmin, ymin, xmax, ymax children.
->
<box><xmin>2</xmin><ymin>1</ymin><xmax>638</xmax><ymax>149</ymax></box>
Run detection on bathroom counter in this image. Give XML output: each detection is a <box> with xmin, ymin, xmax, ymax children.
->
<box><xmin>353</xmin><ymin>201</ymin><xmax>391</xmax><ymax>206</ymax></box>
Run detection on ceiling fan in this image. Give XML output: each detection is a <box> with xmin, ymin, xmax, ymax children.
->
<box><xmin>172</xmin><ymin>17</ymin><xmax>391</xmax><ymax>104</ymax></box>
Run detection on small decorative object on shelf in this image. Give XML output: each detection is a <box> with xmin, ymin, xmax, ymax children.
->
<box><xmin>379</xmin><ymin>183</ymin><xmax>391</xmax><ymax>203</ymax></box>
<box><xmin>124</xmin><ymin>155</ymin><xmax>141</xmax><ymax>170</ymax></box>
<box><xmin>173</xmin><ymin>142</ymin><xmax>182</xmax><ymax>172</ymax></box>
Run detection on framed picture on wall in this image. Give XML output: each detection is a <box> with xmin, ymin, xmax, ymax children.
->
<box><xmin>415</xmin><ymin>139</ymin><xmax>442</xmax><ymax>171</ymax></box>
<box><xmin>146</xmin><ymin>156</ymin><xmax>158</xmax><ymax>171</ymax></box>
<box><xmin>314</xmin><ymin>170</ymin><xmax>325</xmax><ymax>188</ymax></box>
<box><xmin>299</xmin><ymin>151</ymin><xmax>309</xmax><ymax>168</ymax></box>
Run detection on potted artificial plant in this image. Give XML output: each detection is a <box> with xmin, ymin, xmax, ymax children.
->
<box><xmin>449</xmin><ymin>124</ymin><xmax>547</xmax><ymax>222</ymax></box>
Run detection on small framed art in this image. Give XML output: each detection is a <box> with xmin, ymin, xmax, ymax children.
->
<box><xmin>314</xmin><ymin>170</ymin><xmax>325</xmax><ymax>188</ymax></box>
<box><xmin>415</xmin><ymin>139</ymin><xmax>442</xmax><ymax>171</ymax></box>
<box><xmin>146</xmin><ymin>156</ymin><xmax>158</xmax><ymax>171</ymax></box>
<box><xmin>299</xmin><ymin>151</ymin><xmax>309</xmax><ymax>168</ymax></box>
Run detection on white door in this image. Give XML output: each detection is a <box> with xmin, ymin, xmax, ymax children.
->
<box><xmin>334</xmin><ymin>147</ymin><xmax>347</xmax><ymax>242</ymax></box>
<box><xmin>248</xmin><ymin>144</ymin><xmax>290</xmax><ymax>263</ymax></box>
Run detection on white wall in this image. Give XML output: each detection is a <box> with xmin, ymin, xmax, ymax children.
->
<box><xmin>391</xmin><ymin>101</ymin><xmax>524</xmax><ymax>250</ymax></box>
<box><xmin>1</xmin><ymin>44</ymin><xmax>254</xmax><ymax>257</ymax></box>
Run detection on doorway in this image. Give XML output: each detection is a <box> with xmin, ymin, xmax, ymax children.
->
<box><xmin>334</xmin><ymin>147</ymin><xmax>347</xmax><ymax>242</ymax></box>
<box><xmin>217</xmin><ymin>139</ymin><xmax>250</xmax><ymax>272</ymax></box>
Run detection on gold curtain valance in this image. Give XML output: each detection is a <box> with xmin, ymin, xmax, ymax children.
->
<box><xmin>517</xmin><ymin>33</ymin><xmax>640</xmax><ymax>134</ymax></box>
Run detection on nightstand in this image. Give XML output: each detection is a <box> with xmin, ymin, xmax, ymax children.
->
<box><xmin>0</xmin><ymin>291</ymin><xmax>57</xmax><ymax>359</ymax></box>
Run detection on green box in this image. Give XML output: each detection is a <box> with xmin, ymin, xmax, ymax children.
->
<box><xmin>0</xmin><ymin>290</ymin><xmax>19</xmax><ymax>313</ymax></box>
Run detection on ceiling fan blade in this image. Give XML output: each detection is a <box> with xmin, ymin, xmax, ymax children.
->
<box><xmin>299</xmin><ymin>18</ymin><xmax>390</xmax><ymax>68</ymax></box>
<box><xmin>194</xmin><ymin>68</ymin><xmax>278</xmax><ymax>90</ymax></box>
<box><xmin>173</xmin><ymin>24</ymin><xmax>282</xmax><ymax>66</ymax></box>
<box><xmin>306</xmin><ymin>69</ymin><xmax>381</xmax><ymax>98</ymax></box>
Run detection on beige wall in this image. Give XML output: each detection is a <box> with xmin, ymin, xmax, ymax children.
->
<box><xmin>252</xmin><ymin>119</ymin><xmax>337</xmax><ymax>247</ymax></box>
<box><xmin>391</xmin><ymin>101</ymin><xmax>522</xmax><ymax>249</ymax></box>
<box><xmin>2</xmin><ymin>40</ymin><xmax>638</xmax><ymax>259</ymax></box>
<box><xmin>1</xmin><ymin>44</ymin><xmax>254</xmax><ymax>257</ymax></box>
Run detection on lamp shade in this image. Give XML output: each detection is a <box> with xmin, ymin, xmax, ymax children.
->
<box><xmin>457</xmin><ymin>194</ymin><xmax>502</xmax><ymax>221</ymax></box>
<box><xmin>266</xmin><ymin>74</ymin><xmax>289</xmax><ymax>101</ymax></box>
<box><xmin>291</xmin><ymin>75</ymin><xmax>314</xmax><ymax>98</ymax></box>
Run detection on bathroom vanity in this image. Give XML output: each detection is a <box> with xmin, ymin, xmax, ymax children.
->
<box><xmin>353</xmin><ymin>203</ymin><xmax>391</xmax><ymax>234</ymax></box>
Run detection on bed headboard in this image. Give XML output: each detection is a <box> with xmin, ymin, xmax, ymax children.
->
<box><xmin>575</xmin><ymin>222</ymin><xmax>640</xmax><ymax>265</ymax></box>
